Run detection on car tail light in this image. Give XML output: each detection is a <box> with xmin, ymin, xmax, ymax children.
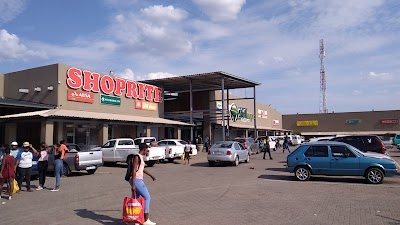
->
<box><xmin>208</xmin><ymin>150</ymin><xmax>211</xmax><ymax>155</ymax></box>
<box><xmin>227</xmin><ymin>150</ymin><xmax>232</xmax><ymax>155</ymax></box>
<box><xmin>169</xmin><ymin>148</ymin><xmax>172</xmax><ymax>154</ymax></box>
<box><xmin>381</xmin><ymin>142</ymin><xmax>386</xmax><ymax>154</ymax></box>
<box><xmin>74</xmin><ymin>154</ymin><xmax>79</xmax><ymax>163</ymax></box>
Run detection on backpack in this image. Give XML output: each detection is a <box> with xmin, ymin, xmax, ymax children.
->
<box><xmin>124</xmin><ymin>154</ymin><xmax>141</xmax><ymax>181</ymax></box>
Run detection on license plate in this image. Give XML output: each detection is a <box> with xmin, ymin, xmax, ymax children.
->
<box><xmin>86</xmin><ymin>166</ymin><xmax>96</xmax><ymax>170</ymax></box>
<box><xmin>213</xmin><ymin>152</ymin><xmax>223</xmax><ymax>155</ymax></box>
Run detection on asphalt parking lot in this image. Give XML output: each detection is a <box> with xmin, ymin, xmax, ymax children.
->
<box><xmin>2</xmin><ymin>146</ymin><xmax>400</xmax><ymax>225</ymax></box>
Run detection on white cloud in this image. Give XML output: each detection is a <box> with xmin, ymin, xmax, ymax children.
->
<box><xmin>257</xmin><ymin>60</ymin><xmax>265</xmax><ymax>66</ymax></box>
<box><xmin>0</xmin><ymin>29</ymin><xmax>46</xmax><ymax>60</ymax></box>
<box><xmin>273</xmin><ymin>56</ymin><xmax>284</xmax><ymax>63</ymax></box>
<box><xmin>366</xmin><ymin>72</ymin><xmax>392</xmax><ymax>80</ymax></box>
<box><xmin>141</xmin><ymin>5</ymin><xmax>188</xmax><ymax>24</ymax></box>
<box><xmin>193</xmin><ymin>0</ymin><xmax>246</xmax><ymax>21</ymax></box>
<box><xmin>352</xmin><ymin>90</ymin><xmax>362</xmax><ymax>95</ymax></box>
<box><xmin>0</xmin><ymin>0</ymin><xmax>27</xmax><ymax>24</ymax></box>
<box><xmin>146</xmin><ymin>72</ymin><xmax>177</xmax><ymax>80</ymax></box>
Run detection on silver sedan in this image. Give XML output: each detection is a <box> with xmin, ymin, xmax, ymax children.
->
<box><xmin>207</xmin><ymin>141</ymin><xmax>250</xmax><ymax>167</ymax></box>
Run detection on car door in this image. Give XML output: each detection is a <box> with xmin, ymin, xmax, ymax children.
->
<box><xmin>233</xmin><ymin>143</ymin><xmax>243</xmax><ymax>160</ymax></box>
<box><xmin>330</xmin><ymin>145</ymin><xmax>360</xmax><ymax>175</ymax></box>
<box><xmin>102</xmin><ymin>140</ymin><xmax>116</xmax><ymax>162</ymax></box>
<box><xmin>303</xmin><ymin>145</ymin><xmax>330</xmax><ymax>175</ymax></box>
<box><xmin>238</xmin><ymin>142</ymin><xmax>248</xmax><ymax>158</ymax></box>
<box><xmin>115</xmin><ymin>139</ymin><xmax>134</xmax><ymax>161</ymax></box>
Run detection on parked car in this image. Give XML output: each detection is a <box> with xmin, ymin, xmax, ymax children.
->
<box><xmin>157</xmin><ymin>139</ymin><xmax>197</xmax><ymax>162</ymax></box>
<box><xmin>133</xmin><ymin>137</ymin><xmax>166</xmax><ymax>164</ymax></box>
<box><xmin>207</xmin><ymin>141</ymin><xmax>250</xmax><ymax>167</ymax></box>
<box><xmin>48</xmin><ymin>143</ymin><xmax>103</xmax><ymax>176</ymax></box>
<box><xmin>329</xmin><ymin>135</ymin><xmax>385</xmax><ymax>154</ymax></box>
<box><xmin>234</xmin><ymin>137</ymin><xmax>260</xmax><ymax>154</ymax></box>
<box><xmin>379</xmin><ymin>136</ymin><xmax>393</xmax><ymax>148</ymax></box>
<box><xmin>256</xmin><ymin>136</ymin><xmax>276</xmax><ymax>151</ymax></box>
<box><xmin>96</xmin><ymin>138</ymin><xmax>164</xmax><ymax>167</ymax></box>
<box><xmin>393</xmin><ymin>134</ymin><xmax>400</xmax><ymax>146</ymax></box>
<box><xmin>287</xmin><ymin>142</ymin><xmax>397</xmax><ymax>184</ymax></box>
<box><xmin>291</xmin><ymin>135</ymin><xmax>302</xmax><ymax>145</ymax></box>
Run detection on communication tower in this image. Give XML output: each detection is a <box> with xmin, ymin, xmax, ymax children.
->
<box><xmin>319</xmin><ymin>39</ymin><xmax>327</xmax><ymax>113</ymax></box>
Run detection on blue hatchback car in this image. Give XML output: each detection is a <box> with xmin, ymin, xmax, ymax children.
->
<box><xmin>287</xmin><ymin>142</ymin><xmax>398</xmax><ymax>184</ymax></box>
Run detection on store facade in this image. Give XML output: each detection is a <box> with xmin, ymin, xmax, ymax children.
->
<box><xmin>283</xmin><ymin>110</ymin><xmax>400</xmax><ymax>138</ymax></box>
<box><xmin>0</xmin><ymin>64</ymin><xmax>188</xmax><ymax>149</ymax></box>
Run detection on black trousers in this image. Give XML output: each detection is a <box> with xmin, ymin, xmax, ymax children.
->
<box><xmin>38</xmin><ymin>161</ymin><xmax>48</xmax><ymax>186</ymax></box>
<box><xmin>17</xmin><ymin>167</ymin><xmax>32</xmax><ymax>190</ymax></box>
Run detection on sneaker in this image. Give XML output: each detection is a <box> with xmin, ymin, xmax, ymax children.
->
<box><xmin>51</xmin><ymin>187</ymin><xmax>60</xmax><ymax>192</ymax></box>
<box><xmin>8</xmin><ymin>196</ymin><xmax>11</xmax><ymax>200</ymax></box>
<box><xmin>143</xmin><ymin>219</ymin><xmax>156</xmax><ymax>225</ymax></box>
<box><xmin>36</xmin><ymin>186</ymin><xmax>43</xmax><ymax>191</ymax></box>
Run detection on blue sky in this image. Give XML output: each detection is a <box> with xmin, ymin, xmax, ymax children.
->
<box><xmin>1</xmin><ymin>0</ymin><xmax>400</xmax><ymax>114</ymax></box>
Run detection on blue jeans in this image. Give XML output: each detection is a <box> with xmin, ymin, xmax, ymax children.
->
<box><xmin>54</xmin><ymin>159</ymin><xmax>63</xmax><ymax>187</ymax></box>
<box><xmin>263</xmin><ymin>147</ymin><xmax>272</xmax><ymax>159</ymax></box>
<box><xmin>129</xmin><ymin>178</ymin><xmax>151</xmax><ymax>213</ymax></box>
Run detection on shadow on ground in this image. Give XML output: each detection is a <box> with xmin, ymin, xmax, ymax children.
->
<box><xmin>190</xmin><ymin>162</ymin><xmax>234</xmax><ymax>167</ymax></box>
<box><xmin>74</xmin><ymin>209</ymin><xmax>125</xmax><ymax>225</ymax></box>
<box><xmin>265</xmin><ymin>167</ymin><xmax>287</xmax><ymax>172</ymax></box>
<box><xmin>377</xmin><ymin>215</ymin><xmax>400</xmax><ymax>225</ymax></box>
<box><xmin>258</xmin><ymin>174</ymin><xmax>372</xmax><ymax>184</ymax></box>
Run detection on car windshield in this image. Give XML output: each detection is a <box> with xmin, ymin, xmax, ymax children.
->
<box><xmin>213</xmin><ymin>142</ymin><xmax>233</xmax><ymax>148</ymax></box>
<box><xmin>235</xmin><ymin>139</ymin><xmax>246</xmax><ymax>143</ymax></box>
<box><xmin>346</xmin><ymin>144</ymin><xmax>365</xmax><ymax>155</ymax></box>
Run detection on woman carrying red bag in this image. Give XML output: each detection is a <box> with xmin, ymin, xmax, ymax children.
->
<box><xmin>129</xmin><ymin>143</ymin><xmax>157</xmax><ymax>225</ymax></box>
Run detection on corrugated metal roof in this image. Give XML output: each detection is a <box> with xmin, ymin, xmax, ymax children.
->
<box><xmin>0</xmin><ymin>97</ymin><xmax>55</xmax><ymax>109</ymax></box>
<box><xmin>141</xmin><ymin>71</ymin><xmax>260</xmax><ymax>93</ymax></box>
<box><xmin>0</xmin><ymin>109</ymin><xmax>191</xmax><ymax>126</ymax></box>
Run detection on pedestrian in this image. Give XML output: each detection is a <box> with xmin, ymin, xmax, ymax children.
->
<box><xmin>262</xmin><ymin>137</ymin><xmax>273</xmax><ymax>160</ymax></box>
<box><xmin>183</xmin><ymin>140</ymin><xmax>192</xmax><ymax>165</ymax></box>
<box><xmin>10</xmin><ymin>142</ymin><xmax>21</xmax><ymax>159</ymax></box>
<box><xmin>36</xmin><ymin>142</ymin><xmax>50</xmax><ymax>190</ymax></box>
<box><xmin>15</xmin><ymin>142</ymin><xmax>38</xmax><ymax>192</ymax></box>
<box><xmin>0</xmin><ymin>145</ymin><xmax>16</xmax><ymax>199</ymax></box>
<box><xmin>52</xmin><ymin>140</ymin><xmax>68</xmax><ymax>192</ymax></box>
<box><xmin>204</xmin><ymin>135</ymin><xmax>210</xmax><ymax>152</ymax></box>
<box><xmin>129</xmin><ymin>143</ymin><xmax>157</xmax><ymax>225</ymax></box>
<box><xmin>283</xmin><ymin>135</ymin><xmax>291</xmax><ymax>153</ymax></box>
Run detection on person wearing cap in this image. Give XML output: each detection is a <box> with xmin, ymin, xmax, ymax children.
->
<box><xmin>10</xmin><ymin>142</ymin><xmax>22</xmax><ymax>159</ymax></box>
<box><xmin>14</xmin><ymin>142</ymin><xmax>38</xmax><ymax>192</ymax></box>
<box><xmin>129</xmin><ymin>143</ymin><xmax>157</xmax><ymax>225</ymax></box>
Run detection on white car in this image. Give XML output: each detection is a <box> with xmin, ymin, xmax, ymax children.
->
<box><xmin>256</xmin><ymin>136</ymin><xmax>276</xmax><ymax>150</ymax></box>
<box><xmin>157</xmin><ymin>139</ymin><xmax>197</xmax><ymax>162</ymax></box>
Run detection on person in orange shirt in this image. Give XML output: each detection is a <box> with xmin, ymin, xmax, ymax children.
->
<box><xmin>51</xmin><ymin>140</ymin><xmax>68</xmax><ymax>192</ymax></box>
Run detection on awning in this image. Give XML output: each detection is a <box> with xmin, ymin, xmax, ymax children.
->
<box><xmin>302</xmin><ymin>131</ymin><xmax>400</xmax><ymax>136</ymax></box>
<box><xmin>0</xmin><ymin>109</ymin><xmax>192</xmax><ymax>126</ymax></box>
<box><xmin>0</xmin><ymin>97</ymin><xmax>55</xmax><ymax>109</ymax></box>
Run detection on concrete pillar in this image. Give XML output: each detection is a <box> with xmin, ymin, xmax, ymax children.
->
<box><xmin>245</xmin><ymin>130</ymin><xmax>249</xmax><ymax>138</ymax></box>
<box><xmin>99</xmin><ymin>123</ymin><xmax>108</xmax><ymax>145</ymax></box>
<box><xmin>40</xmin><ymin>120</ymin><xmax>54</xmax><ymax>145</ymax></box>
<box><xmin>158</xmin><ymin>127</ymin><xmax>165</xmax><ymax>140</ymax></box>
<box><xmin>146</xmin><ymin>126</ymin><xmax>151</xmax><ymax>137</ymax></box>
<box><xmin>57</xmin><ymin>121</ymin><xmax>63</xmax><ymax>142</ymax></box>
<box><xmin>174</xmin><ymin>127</ymin><xmax>181</xmax><ymax>139</ymax></box>
<box><xmin>5</xmin><ymin>123</ymin><xmax>17</xmax><ymax>145</ymax></box>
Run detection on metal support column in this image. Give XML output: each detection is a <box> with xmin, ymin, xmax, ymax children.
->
<box><xmin>190</xmin><ymin>79</ymin><xmax>194</xmax><ymax>142</ymax></box>
<box><xmin>253</xmin><ymin>86</ymin><xmax>257</xmax><ymax>138</ymax></box>
<box><xmin>226</xmin><ymin>88</ymin><xmax>230</xmax><ymax>139</ymax></box>
<box><xmin>221</xmin><ymin>77</ymin><xmax>225</xmax><ymax>141</ymax></box>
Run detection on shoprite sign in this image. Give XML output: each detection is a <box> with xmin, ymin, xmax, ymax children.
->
<box><xmin>100</xmin><ymin>94</ymin><xmax>121</xmax><ymax>106</ymax></box>
<box><xmin>66</xmin><ymin>67</ymin><xmax>163</xmax><ymax>103</ymax></box>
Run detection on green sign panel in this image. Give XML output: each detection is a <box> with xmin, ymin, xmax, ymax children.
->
<box><xmin>100</xmin><ymin>94</ymin><xmax>121</xmax><ymax>106</ymax></box>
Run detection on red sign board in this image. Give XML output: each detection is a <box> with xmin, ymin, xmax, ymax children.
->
<box><xmin>66</xmin><ymin>67</ymin><xmax>163</xmax><ymax>103</ymax></box>
<box><xmin>67</xmin><ymin>90</ymin><xmax>94</xmax><ymax>103</ymax></box>
<box><xmin>380</xmin><ymin>119</ymin><xmax>399</xmax><ymax>124</ymax></box>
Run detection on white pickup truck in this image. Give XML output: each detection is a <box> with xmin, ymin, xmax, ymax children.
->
<box><xmin>133</xmin><ymin>137</ymin><xmax>166</xmax><ymax>165</ymax></box>
<box><xmin>95</xmin><ymin>138</ymin><xmax>164</xmax><ymax>167</ymax></box>
<box><xmin>157</xmin><ymin>139</ymin><xmax>197</xmax><ymax>162</ymax></box>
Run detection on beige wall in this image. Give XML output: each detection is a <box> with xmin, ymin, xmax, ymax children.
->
<box><xmin>283</xmin><ymin>110</ymin><xmax>400</xmax><ymax>134</ymax></box>
<box><xmin>211</xmin><ymin>91</ymin><xmax>283</xmax><ymax>129</ymax></box>
<box><xmin>0</xmin><ymin>74</ymin><xmax>4</xmax><ymax>97</ymax></box>
<box><xmin>4</xmin><ymin>64</ymin><xmax>59</xmax><ymax>105</ymax></box>
<box><xmin>57</xmin><ymin>64</ymin><xmax>164</xmax><ymax>117</ymax></box>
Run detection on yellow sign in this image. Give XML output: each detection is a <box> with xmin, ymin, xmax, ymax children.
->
<box><xmin>296</xmin><ymin>120</ymin><xmax>318</xmax><ymax>127</ymax></box>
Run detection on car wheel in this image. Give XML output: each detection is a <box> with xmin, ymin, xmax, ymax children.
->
<box><xmin>233</xmin><ymin>156</ymin><xmax>239</xmax><ymax>166</ymax></box>
<box><xmin>63</xmin><ymin>163</ymin><xmax>71</xmax><ymax>177</ymax></box>
<box><xmin>208</xmin><ymin>161</ymin><xmax>215</xmax><ymax>167</ymax></box>
<box><xmin>146</xmin><ymin>161</ymin><xmax>156</xmax><ymax>167</ymax></box>
<box><xmin>366</xmin><ymin>168</ymin><xmax>384</xmax><ymax>184</ymax></box>
<box><xmin>294</xmin><ymin>166</ymin><xmax>311</xmax><ymax>181</ymax></box>
<box><xmin>167</xmin><ymin>158</ymin><xmax>175</xmax><ymax>163</ymax></box>
<box><xmin>87</xmin><ymin>169</ymin><xmax>97</xmax><ymax>174</ymax></box>
<box><xmin>245</xmin><ymin>154</ymin><xmax>250</xmax><ymax>163</ymax></box>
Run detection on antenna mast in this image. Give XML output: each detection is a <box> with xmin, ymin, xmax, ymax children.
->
<box><xmin>319</xmin><ymin>39</ymin><xmax>327</xmax><ymax>113</ymax></box>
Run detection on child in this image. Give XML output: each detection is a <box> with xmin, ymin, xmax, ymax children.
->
<box><xmin>184</xmin><ymin>140</ymin><xmax>192</xmax><ymax>165</ymax></box>
<box><xmin>0</xmin><ymin>145</ymin><xmax>16</xmax><ymax>200</ymax></box>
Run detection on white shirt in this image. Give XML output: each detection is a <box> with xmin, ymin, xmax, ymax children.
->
<box><xmin>184</xmin><ymin>144</ymin><xmax>192</xmax><ymax>153</ymax></box>
<box><xmin>18</xmin><ymin>151</ymin><xmax>33</xmax><ymax>168</ymax></box>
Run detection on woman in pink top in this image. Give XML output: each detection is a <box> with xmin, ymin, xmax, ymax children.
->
<box><xmin>36</xmin><ymin>142</ymin><xmax>51</xmax><ymax>190</ymax></box>
<box><xmin>129</xmin><ymin>143</ymin><xmax>157</xmax><ymax>225</ymax></box>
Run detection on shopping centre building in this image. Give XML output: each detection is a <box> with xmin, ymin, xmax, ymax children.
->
<box><xmin>0</xmin><ymin>64</ymin><xmax>285</xmax><ymax>149</ymax></box>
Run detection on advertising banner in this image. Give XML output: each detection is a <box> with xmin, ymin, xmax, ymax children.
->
<box><xmin>100</xmin><ymin>94</ymin><xmax>121</xmax><ymax>106</ymax></box>
<box><xmin>67</xmin><ymin>90</ymin><xmax>94</xmax><ymax>103</ymax></box>
<box><xmin>296</xmin><ymin>120</ymin><xmax>318</xmax><ymax>127</ymax></box>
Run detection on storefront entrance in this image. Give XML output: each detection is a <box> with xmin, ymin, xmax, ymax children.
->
<box><xmin>64</xmin><ymin>123</ymin><xmax>100</xmax><ymax>150</ymax></box>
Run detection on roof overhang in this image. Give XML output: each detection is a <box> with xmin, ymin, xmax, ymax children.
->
<box><xmin>0</xmin><ymin>109</ymin><xmax>192</xmax><ymax>126</ymax></box>
<box><xmin>302</xmin><ymin>131</ymin><xmax>399</xmax><ymax>136</ymax></box>
<box><xmin>140</xmin><ymin>71</ymin><xmax>260</xmax><ymax>93</ymax></box>
<box><xmin>0</xmin><ymin>97</ymin><xmax>55</xmax><ymax>109</ymax></box>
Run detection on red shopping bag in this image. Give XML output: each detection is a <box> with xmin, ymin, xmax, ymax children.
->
<box><xmin>122</xmin><ymin>196</ymin><xmax>145</xmax><ymax>224</ymax></box>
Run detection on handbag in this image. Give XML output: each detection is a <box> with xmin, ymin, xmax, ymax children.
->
<box><xmin>13</xmin><ymin>179</ymin><xmax>20</xmax><ymax>193</ymax></box>
<box><xmin>122</xmin><ymin>193</ymin><xmax>145</xmax><ymax>224</ymax></box>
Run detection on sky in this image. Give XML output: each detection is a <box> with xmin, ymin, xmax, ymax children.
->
<box><xmin>1</xmin><ymin>0</ymin><xmax>400</xmax><ymax>114</ymax></box>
